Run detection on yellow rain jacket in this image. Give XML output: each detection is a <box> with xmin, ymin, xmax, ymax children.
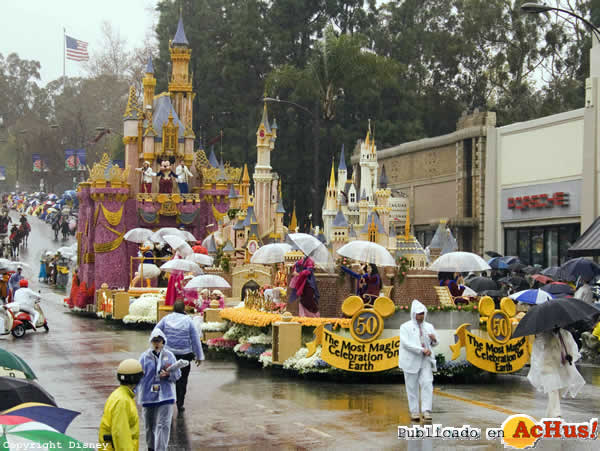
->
<box><xmin>593</xmin><ymin>321</ymin><xmax>600</xmax><ymax>339</ymax></box>
<box><xmin>98</xmin><ymin>385</ymin><xmax>139</xmax><ymax>450</ymax></box>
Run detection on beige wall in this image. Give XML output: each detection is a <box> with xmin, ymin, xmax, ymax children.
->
<box><xmin>499</xmin><ymin>113</ymin><xmax>583</xmax><ymax>187</ymax></box>
<box><xmin>384</xmin><ymin>146</ymin><xmax>456</xmax><ymax>186</ymax></box>
<box><xmin>414</xmin><ymin>181</ymin><xmax>457</xmax><ymax>225</ymax></box>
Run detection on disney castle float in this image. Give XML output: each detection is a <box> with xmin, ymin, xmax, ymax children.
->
<box><xmin>66</xmin><ymin>15</ymin><xmax>529</xmax><ymax>379</ymax></box>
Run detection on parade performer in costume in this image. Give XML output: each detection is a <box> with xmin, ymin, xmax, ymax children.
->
<box><xmin>139</xmin><ymin>329</ymin><xmax>181</xmax><ymax>451</ymax></box>
<box><xmin>289</xmin><ymin>256</ymin><xmax>320</xmax><ymax>317</ymax></box>
<box><xmin>165</xmin><ymin>269</ymin><xmax>184</xmax><ymax>306</ymax></box>
<box><xmin>135</xmin><ymin>161</ymin><xmax>156</xmax><ymax>194</ymax></box>
<box><xmin>196</xmin><ymin>289</ymin><xmax>211</xmax><ymax>313</ymax></box>
<box><xmin>274</xmin><ymin>263</ymin><xmax>287</xmax><ymax>288</ymax></box>
<box><xmin>175</xmin><ymin>161</ymin><xmax>193</xmax><ymax>194</ymax></box>
<box><xmin>137</xmin><ymin>241</ymin><xmax>160</xmax><ymax>287</ymax></box>
<box><xmin>99</xmin><ymin>359</ymin><xmax>143</xmax><ymax>451</ymax></box>
<box><xmin>157</xmin><ymin>159</ymin><xmax>178</xmax><ymax>194</ymax></box>
<box><xmin>527</xmin><ymin>328</ymin><xmax>585</xmax><ymax>417</ymax></box>
<box><xmin>359</xmin><ymin>264</ymin><xmax>382</xmax><ymax>303</ymax></box>
<box><xmin>398</xmin><ymin>299</ymin><xmax>438</xmax><ymax>421</ymax></box>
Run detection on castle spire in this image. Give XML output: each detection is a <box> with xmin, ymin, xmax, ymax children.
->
<box><xmin>329</xmin><ymin>159</ymin><xmax>336</xmax><ymax>188</ymax></box>
<box><xmin>338</xmin><ymin>144</ymin><xmax>346</xmax><ymax>171</ymax></box>
<box><xmin>259</xmin><ymin>102</ymin><xmax>271</xmax><ymax>132</ymax></box>
<box><xmin>172</xmin><ymin>11</ymin><xmax>189</xmax><ymax>46</ymax></box>
<box><xmin>365</xmin><ymin>119</ymin><xmax>371</xmax><ymax>147</ymax></box>
<box><xmin>145</xmin><ymin>55</ymin><xmax>154</xmax><ymax>74</ymax></box>
<box><xmin>289</xmin><ymin>203</ymin><xmax>298</xmax><ymax>231</ymax></box>
<box><xmin>242</xmin><ymin>163</ymin><xmax>250</xmax><ymax>183</ymax></box>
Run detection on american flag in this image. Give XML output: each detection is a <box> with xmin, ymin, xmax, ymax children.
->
<box><xmin>65</xmin><ymin>35</ymin><xmax>89</xmax><ymax>61</ymax></box>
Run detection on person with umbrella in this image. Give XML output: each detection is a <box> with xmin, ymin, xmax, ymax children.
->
<box><xmin>527</xmin><ymin>327</ymin><xmax>585</xmax><ymax>417</ymax></box>
<box><xmin>289</xmin><ymin>255</ymin><xmax>320</xmax><ymax>317</ymax></box>
<box><xmin>574</xmin><ymin>277</ymin><xmax>594</xmax><ymax>305</ymax></box>
<box><xmin>99</xmin><ymin>359</ymin><xmax>144</xmax><ymax>451</ymax></box>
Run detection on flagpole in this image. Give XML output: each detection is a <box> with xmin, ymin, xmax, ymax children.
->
<box><xmin>63</xmin><ymin>27</ymin><xmax>66</xmax><ymax>89</ymax></box>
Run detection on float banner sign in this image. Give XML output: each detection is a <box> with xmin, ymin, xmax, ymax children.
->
<box><xmin>32</xmin><ymin>154</ymin><xmax>42</xmax><ymax>172</ymax></box>
<box><xmin>450</xmin><ymin>324</ymin><xmax>531</xmax><ymax>373</ymax></box>
<box><xmin>0</xmin><ymin>166</ymin><xmax>5</xmax><ymax>181</ymax></box>
<box><xmin>307</xmin><ymin>325</ymin><xmax>400</xmax><ymax>372</ymax></box>
<box><xmin>75</xmin><ymin>148</ymin><xmax>86</xmax><ymax>170</ymax></box>
<box><xmin>65</xmin><ymin>149</ymin><xmax>76</xmax><ymax>171</ymax></box>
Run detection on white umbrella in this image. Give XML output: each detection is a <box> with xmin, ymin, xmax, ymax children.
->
<box><xmin>8</xmin><ymin>262</ymin><xmax>33</xmax><ymax>277</ymax></box>
<box><xmin>163</xmin><ymin>235</ymin><xmax>193</xmax><ymax>257</ymax></box>
<box><xmin>336</xmin><ymin>240</ymin><xmax>396</xmax><ymax>267</ymax></box>
<box><xmin>462</xmin><ymin>286</ymin><xmax>478</xmax><ymax>297</ymax></box>
<box><xmin>124</xmin><ymin>228</ymin><xmax>153</xmax><ymax>243</ymax></box>
<box><xmin>56</xmin><ymin>246</ymin><xmax>75</xmax><ymax>257</ymax></box>
<box><xmin>0</xmin><ymin>258</ymin><xmax>11</xmax><ymax>269</ymax></box>
<box><xmin>509</xmin><ymin>289</ymin><xmax>553</xmax><ymax>305</ymax></box>
<box><xmin>185</xmin><ymin>274</ymin><xmax>231</xmax><ymax>289</ymax></box>
<box><xmin>286</xmin><ymin>233</ymin><xmax>334</xmax><ymax>271</ymax></box>
<box><xmin>250</xmin><ymin>243</ymin><xmax>292</xmax><ymax>264</ymax></box>
<box><xmin>160</xmin><ymin>259</ymin><xmax>203</xmax><ymax>275</ymax></box>
<box><xmin>151</xmin><ymin>227</ymin><xmax>196</xmax><ymax>243</ymax></box>
<box><xmin>428</xmin><ymin>252</ymin><xmax>491</xmax><ymax>273</ymax></box>
<box><xmin>186</xmin><ymin>253</ymin><xmax>214</xmax><ymax>266</ymax></box>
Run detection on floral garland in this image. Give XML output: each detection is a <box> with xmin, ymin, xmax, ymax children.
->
<box><xmin>220</xmin><ymin>307</ymin><xmax>351</xmax><ymax>329</ymax></box>
<box><xmin>206</xmin><ymin>337</ymin><xmax>238</xmax><ymax>350</ymax></box>
<box><xmin>396</xmin><ymin>304</ymin><xmax>479</xmax><ymax>313</ymax></box>
<box><xmin>201</xmin><ymin>321</ymin><xmax>229</xmax><ymax>332</ymax></box>
<box><xmin>247</xmin><ymin>333</ymin><xmax>273</xmax><ymax>345</ymax></box>
<box><xmin>259</xmin><ymin>350</ymin><xmax>272</xmax><ymax>368</ymax></box>
<box><xmin>393</xmin><ymin>256</ymin><xmax>411</xmax><ymax>285</ymax></box>
<box><xmin>283</xmin><ymin>346</ymin><xmax>331</xmax><ymax>374</ymax></box>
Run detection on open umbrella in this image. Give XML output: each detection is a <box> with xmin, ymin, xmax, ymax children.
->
<box><xmin>541</xmin><ymin>282</ymin><xmax>574</xmax><ymax>296</ymax></box>
<box><xmin>512</xmin><ymin>297</ymin><xmax>600</xmax><ymax>338</ymax></box>
<box><xmin>466</xmin><ymin>276</ymin><xmax>498</xmax><ymax>293</ymax></box>
<box><xmin>250</xmin><ymin>243</ymin><xmax>292</xmax><ymax>264</ymax></box>
<box><xmin>159</xmin><ymin>259</ymin><xmax>202</xmax><ymax>275</ymax></box>
<box><xmin>498</xmin><ymin>276</ymin><xmax>529</xmax><ymax>292</ymax></box>
<box><xmin>56</xmin><ymin>247</ymin><xmax>75</xmax><ymax>257</ymax></box>
<box><xmin>1</xmin><ymin>403</ymin><xmax>80</xmax><ymax>434</ymax></box>
<box><xmin>479</xmin><ymin>289</ymin><xmax>504</xmax><ymax>300</ymax></box>
<box><xmin>163</xmin><ymin>235</ymin><xmax>193</xmax><ymax>258</ymax></box>
<box><xmin>123</xmin><ymin>228</ymin><xmax>153</xmax><ymax>244</ymax></box>
<box><xmin>185</xmin><ymin>254</ymin><xmax>214</xmax><ymax>266</ymax></box>
<box><xmin>509</xmin><ymin>289</ymin><xmax>554</xmax><ymax>305</ymax></box>
<box><xmin>560</xmin><ymin>257</ymin><xmax>600</xmax><ymax>282</ymax></box>
<box><xmin>336</xmin><ymin>240</ymin><xmax>396</xmax><ymax>267</ymax></box>
<box><xmin>531</xmin><ymin>274</ymin><xmax>553</xmax><ymax>285</ymax></box>
<box><xmin>0</xmin><ymin>350</ymin><xmax>36</xmax><ymax>380</ymax></box>
<box><xmin>541</xmin><ymin>266</ymin><xmax>564</xmax><ymax>280</ymax></box>
<box><xmin>185</xmin><ymin>274</ymin><xmax>231</xmax><ymax>290</ymax></box>
<box><xmin>151</xmin><ymin>227</ymin><xmax>195</xmax><ymax>243</ymax></box>
<box><xmin>286</xmin><ymin>233</ymin><xmax>334</xmax><ymax>271</ymax></box>
<box><xmin>488</xmin><ymin>257</ymin><xmax>509</xmax><ymax>270</ymax></box>
<box><xmin>485</xmin><ymin>251</ymin><xmax>503</xmax><ymax>258</ymax></box>
<box><xmin>0</xmin><ymin>378</ymin><xmax>55</xmax><ymax>410</ymax></box>
<box><xmin>428</xmin><ymin>252</ymin><xmax>491</xmax><ymax>273</ymax></box>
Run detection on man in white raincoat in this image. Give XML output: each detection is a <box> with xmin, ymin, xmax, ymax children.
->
<box><xmin>527</xmin><ymin>328</ymin><xmax>585</xmax><ymax>417</ymax></box>
<box><xmin>399</xmin><ymin>299</ymin><xmax>438</xmax><ymax>421</ymax></box>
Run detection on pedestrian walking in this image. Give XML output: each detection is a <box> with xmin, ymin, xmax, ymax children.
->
<box><xmin>99</xmin><ymin>359</ymin><xmax>144</xmax><ymax>451</ymax></box>
<box><xmin>139</xmin><ymin>329</ymin><xmax>181</xmax><ymax>451</ymax></box>
<box><xmin>398</xmin><ymin>299</ymin><xmax>438</xmax><ymax>421</ymax></box>
<box><xmin>527</xmin><ymin>328</ymin><xmax>585</xmax><ymax>417</ymax></box>
<box><xmin>7</xmin><ymin>266</ymin><xmax>24</xmax><ymax>302</ymax></box>
<box><xmin>153</xmin><ymin>300</ymin><xmax>204</xmax><ymax>413</ymax></box>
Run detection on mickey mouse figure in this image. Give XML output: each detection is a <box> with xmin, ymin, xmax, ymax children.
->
<box><xmin>157</xmin><ymin>158</ymin><xmax>178</xmax><ymax>194</ymax></box>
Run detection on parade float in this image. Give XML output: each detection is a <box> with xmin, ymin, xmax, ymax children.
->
<box><xmin>63</xmin><ymin>16</ymin><xmax>533</xmax><ymax>381</ymax></box>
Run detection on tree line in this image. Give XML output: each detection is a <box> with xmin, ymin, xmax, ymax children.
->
<box><xmin>1</xmin><ymin>0</ymin><xmax>596</xmax><ymax>225</ymax></box>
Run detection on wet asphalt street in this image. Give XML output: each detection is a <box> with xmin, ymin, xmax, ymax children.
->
<box><xmin>2</xmin><ymin>213</ymin><xmax>600</xmax><ymax>450</ymax></box>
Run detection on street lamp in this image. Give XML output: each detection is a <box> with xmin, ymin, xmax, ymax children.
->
<box><xmin>262</xmin><ymin>96</ymin><xmax>322</xmax><ymax>228</ymax></box>
<box><xmin>521</xmin><ymin>3</ymin><xmax>600</xmax><ymax>42</ymax></box>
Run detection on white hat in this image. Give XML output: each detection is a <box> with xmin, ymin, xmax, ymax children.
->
<box><xmin>144</xmin><ymin>161</ymin><xmax>150</xmax><ymax>165</ymax></box>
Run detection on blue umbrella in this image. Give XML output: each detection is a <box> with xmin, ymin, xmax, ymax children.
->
<box><xmin>560</xmin><ymin>258</ymin><xmax>600</xmax><ymax>282</ymax></box>
<box><xmin>488</xmin><ymin>257</ymin><xmax>509</xmax><ymax>269</ymax></box>
<box><xmin>509</xmin><ymin>289</ymin><xmax>554</xmax><ymax>305</ymax></box>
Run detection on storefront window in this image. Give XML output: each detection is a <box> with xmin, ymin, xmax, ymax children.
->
<box><xmin>505</xmin><ymin>224</ymin><xmax>580</xmax><ymax>267</ymax></box>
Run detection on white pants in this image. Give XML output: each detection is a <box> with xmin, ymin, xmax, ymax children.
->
<box><xmin>143</xmin><ymin>403</ymin><xmax>174</xmax><ymax>451</ymax></box>
<box><xmin>546</xmin><ymin>390</ymin><xmax>561</xmax><ymax>417</ymax></box>
<box><xmin>404</xmin><ymin>359</ymin><xmax>434</xmax><ymax>415</ymax></box>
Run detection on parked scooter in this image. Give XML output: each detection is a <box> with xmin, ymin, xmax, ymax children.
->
<box><xmin>1</xmin><ymin>304</ymin><xmax>48</xmax><ymax>338</ymax></box>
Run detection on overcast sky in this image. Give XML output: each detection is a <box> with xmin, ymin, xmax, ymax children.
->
<box><xmin>1</xmin><ymin>0</ymin><xmax>158</xmax><ymax>85</ymax></box>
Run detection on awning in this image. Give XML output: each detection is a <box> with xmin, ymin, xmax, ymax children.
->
<box><xmin>568</xmin><ymin>217</ymin><xmax>600</xmax><ymax>257</ymax></box>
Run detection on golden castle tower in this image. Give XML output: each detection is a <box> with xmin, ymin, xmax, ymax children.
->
<box><xmin>254</xmin><ymin>102</ymin><xmax>276</xmax><ymax>237</ymax></box>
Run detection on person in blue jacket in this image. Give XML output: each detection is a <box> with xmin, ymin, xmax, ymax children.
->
<box><xmin>153</xmin><ymin>300</ymin><xmax>204</xmax><ymax>413</ymax></box>
<box><xmin>139</xmin><ymin>329</ymin><xmax>181</xmax><ymax>451</ymax></box>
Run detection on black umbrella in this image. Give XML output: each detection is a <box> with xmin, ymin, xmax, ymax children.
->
<box><xmin>0</xmin><ymin>376</ymin><xmax>56</xmax><ymax>411</ymax></box>
<box><xmin>560</xmin><ymin>258</ymin><xmax>600</xmax><ymax>282</ymax></box>
<box><xmin>512</xmin><ymin>298</ymin><xmax>600</xmax><ymax>338</ymax></box>
<box><xmin>467</xmin><ymin>277</ymin><xmax>498</xmax><ymax>293</ymax></box>
<box><xmin>541</xmin><ymin>283</ymin><xmax>574</xmax><ymax>296</ymax></box>
<box><xmin>508</xmin><ymin>262</ymin><xmax>527</xmax><ymax>272</ymax></box>
<box><xmin>542</xmin><ymin>266</ymin><xmax>564</xmax><ymax>280</ymax></box>
<box><xmin>522</xmin><ymin>265</ymin><xmax>542</xmax><ymax>275</ymax></box>
<box><xmin>485</xmin><ymin>251</ymin><xmax>503</xmax><ymax>258</ymax></box>
<box><xmin>480</xmin><ymin>289</ymin><xmax>504</xmax><ymax>299</ymax></box>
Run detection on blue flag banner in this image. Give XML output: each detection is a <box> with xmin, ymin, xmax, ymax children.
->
<box><xmin>75</xmin><ymin>149</ymin><xmax>86</xmax><ymax>170</ymax></box>
<box><xmin>65</xmin><ymin>149</ymin><xmax>76</xmax><ymax>171</ymax></box>
<box><xmin>32</xmin><ymin>154</ymin><xmax>42</xmax><ymax>172</ymax></box>
<box><xmin>0</xmin><ymin>166</ymin><xmax>5</xmax><ymax>181</ymax></box>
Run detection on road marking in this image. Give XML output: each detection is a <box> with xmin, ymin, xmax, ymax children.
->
<box><xmin>294</xmin><ymin>422</ymin><xmax>332</xmax><ymax>438</ymax></box>
<box><xmin>434</xmin><ymin>389</ymin><xmax>519</xmax><ymax>415</ymax></box>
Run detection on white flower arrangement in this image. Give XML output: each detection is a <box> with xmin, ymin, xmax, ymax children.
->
<box><xmin>233</xmin><ymin>343</ymin><xmax>244</xmax><ymax>353</ymax></box>
<box><xmin>247</xmin><ymin>333</ymin><xmax>273</xmax><ymax>345</ymax></box>
<box><xmin>201</xmin><ymin>321</ymin><xmax>229</xmax><ymax>332</ymax></box>
<box><xmin>259</xmin><ymin>350</ymin><xmax>273</xmax><ymax>368</ymax></box>
<box><xmin>123</xmin><ymin>293</ymin><xmax>161</xmax><ymax>324</ymax></box>
<box><xmin>283</xmin><ymin>346</ymin><xmax>329</xmax><ymax>374</ymax></box>
<box><xmin>223</xmin><ymin>323</ymin><xmax>263</xmax><ymax>341</ymax></box>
